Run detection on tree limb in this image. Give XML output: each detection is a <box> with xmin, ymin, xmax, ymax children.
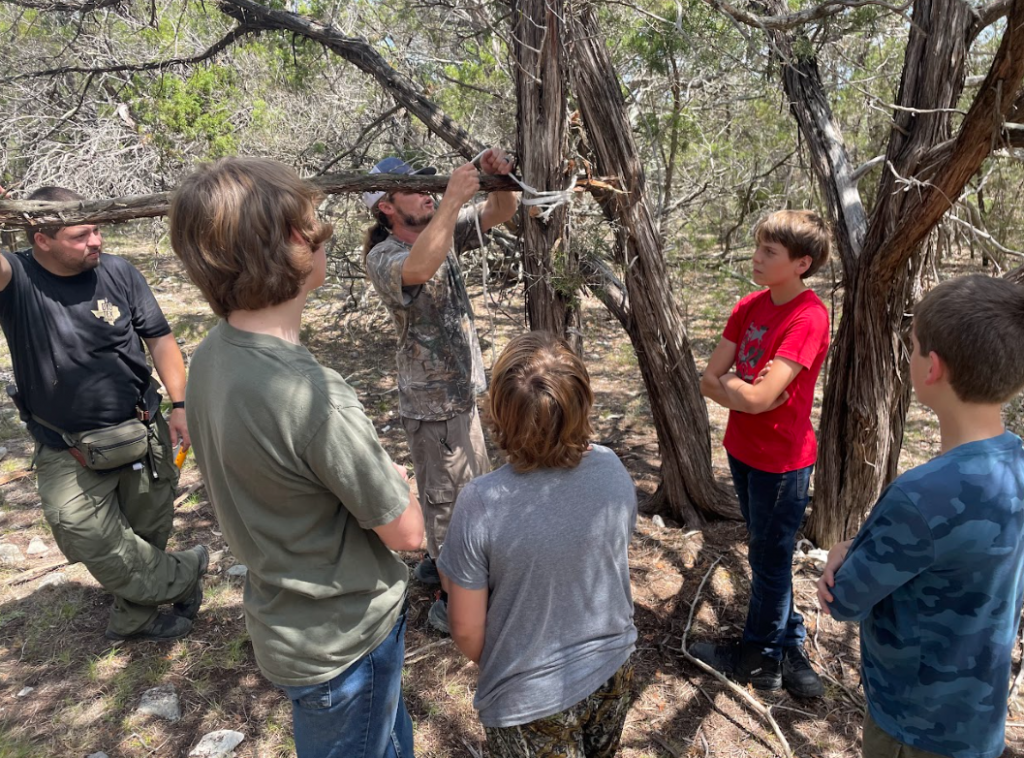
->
<box><xmin>701</xmin><ymin>0</ymin><xmax>911</xmax><ymax>31</ymax></box>
<box><xmin>871</xmin><ymin>0</ymin><xmax>1024</xmax><ymax>287</ymax></box>
<box><xmin>3</xmin><ymin>25</ymin><xmax>255</xmax><ymax>83</ymax></box>
<box><xmin>216</xmin><ymin>0</ymin><xmax>483</xmax><ymax>158</ymax></box>
<box><xmin>971</xmin><ymin>0</ymin><xmax>1014</xmax><ymax>41</ymax></box>
<box><xmin>0</xmin><ymin>173</ymin><xmax>525</xmax><ymax>228</ymax></box>
<box><xmin>0</xmin><ymin>0</ymin><xmax>119</xmax><ymax>11</ymax></box>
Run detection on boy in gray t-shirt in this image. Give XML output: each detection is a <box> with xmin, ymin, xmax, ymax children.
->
<box><xmin>439</xmin><ymin>331</ymin><xmax>637</xmax><ymax>756</ymax></box>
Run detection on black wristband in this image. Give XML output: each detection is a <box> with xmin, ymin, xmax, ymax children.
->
<box><xmin>171</xmin><ymin>401</ymin><xmax>185</xmax><ymax>410</ymax></box>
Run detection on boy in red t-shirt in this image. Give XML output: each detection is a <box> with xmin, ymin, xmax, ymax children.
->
<box><xmin>690</xmin><ymin>210</ymin><xmax>831</xmax><ymax>699</ymax></box>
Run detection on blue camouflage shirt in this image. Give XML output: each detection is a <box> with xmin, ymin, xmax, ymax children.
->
<box><xmin>829</xmin><ymin>432</ymin><xmax>1024</xmax><ymax>758</ymax></box>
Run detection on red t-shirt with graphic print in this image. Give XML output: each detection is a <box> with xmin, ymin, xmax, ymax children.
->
<box><xmin>721</xmin><ymin>288</ymin><xmax>829</xmax><ymax>474</ymax></box>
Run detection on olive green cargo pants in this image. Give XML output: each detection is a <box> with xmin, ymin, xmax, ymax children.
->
<box><xmin>35</xmin><ymin>413</ymin><xmax>203</xmax><ymax>636</ymax></box>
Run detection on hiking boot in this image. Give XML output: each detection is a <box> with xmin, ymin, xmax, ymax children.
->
<box><xmin>173</xmin><ymin>545</ymin><xmax>209</xmax><ymax>620</ymax></box>
<box><xmin>105</xmin><ymin>612</ymin><xmax>193</xmax><ymax>642</ymax></box>
<box><xmin>689</xmin><ymin>638</ymin><xmax>781</xmax><ymax>691</ymax></box>
<box><xmin>427</xmin><ymin>597</ymin><xmax>450</xmax><ymax>635</ymax></box>
<box><xmin>413</xmin><ymin>554</ymin><xmax>442</xmax><ymax>585</ymax></box>
<box><xmin>782</xmin><ymin>646</ymin><xmax>825</xmax><ymax>698</ymax></box>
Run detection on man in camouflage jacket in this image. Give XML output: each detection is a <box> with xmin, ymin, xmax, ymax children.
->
<box><xmin>363</xmin><ymin>150</ymin><xmax>518</xmax><ymax>633</ymax></box>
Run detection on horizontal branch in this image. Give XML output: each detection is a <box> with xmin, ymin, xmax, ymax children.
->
<box><xmin>4</xmin><ymin>25</ymin><xmax>254</xmax><ymax>83</ymax></box>
<box><xmin>701</xmin><ymin>0</ymin><xmax>910</xmax><ymax>31</ymax></box>
<box><xmin>0</xmin><ymin>0</ymin><xmax>119</xmax><ymax>11</ymax></box>
<box><xmin>0</xmin><ymin>173</ymin><xmax>532</xmax><ymax>228</ymax></box>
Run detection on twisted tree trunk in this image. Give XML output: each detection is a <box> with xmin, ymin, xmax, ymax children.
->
<box><xmin>567</xmin><ymin>0</ymin><xmax>735</xmax><ymax>523</ymax></box>
<box><xmin>513</xmin><ymin>0</ymin><xmax>581</xmax><ymax>350</ymax></box>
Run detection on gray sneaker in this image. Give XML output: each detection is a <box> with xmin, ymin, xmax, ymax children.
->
<box><xmin>427</xmin><ymin>597</ymin><xmax>450</xmax><ymax>635</ymax></box>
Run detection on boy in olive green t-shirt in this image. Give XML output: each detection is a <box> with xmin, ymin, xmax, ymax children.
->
<box><xmin>170</xmin><ymin>157</ymin><xmax>424</xmax><ymax>758</ymax></box>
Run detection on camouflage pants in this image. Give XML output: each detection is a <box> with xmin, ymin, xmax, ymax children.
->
<box><xmin>484</xmin><ymin>659</ymin><xmax>634</xmax><ymax>758</ymax></box>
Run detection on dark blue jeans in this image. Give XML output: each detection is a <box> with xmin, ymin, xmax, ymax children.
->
<box><xmin>281</xmin><ymin>612</ymin><xmax>414</xmax><ymax>758</ymax></box>
<box><xmin>728</xmin><ymin>454</ymin><xmax>812</xmax><ymax>661</ymax></box>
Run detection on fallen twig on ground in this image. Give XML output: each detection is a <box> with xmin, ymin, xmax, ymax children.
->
<box><xmin>3</xmin><ymin>558</ymin><xmax>67</xmax><ymax>586</ymax></box>
<box><xmin>405</xmin><ymin>637</ymin><xmax>453</xmax><ymax>664</ymax></box>
<box><xmin>174</xmin><ymin>481</ymin><xmax>206</xmax><ymax>507</ymax></box>
<box><xmin>680</xmin><ymin>556</ymin><xmax>795</xmax><ymax>758</ymax></box>
<box><xmin>0</xmin><ymin>469</ymin><xmax>33</xmax><ymax>486</ymax></box>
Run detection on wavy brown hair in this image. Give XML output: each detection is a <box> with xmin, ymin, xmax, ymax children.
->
<box><xmin>487</xmin><ymin>331</ymin><xmax>594</xmax><ymax>472</ymax></box>
<box><xmin>170</xmin><ymin>157</ymin><xmax>333</xmax><ymax>317</ymax></box>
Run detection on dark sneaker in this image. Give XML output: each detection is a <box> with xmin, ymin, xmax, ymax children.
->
<box><xmin>105</xmin><ymin>612</ymin><xmax>193</xmax><ymax>642</ymax></box>
<box><xmin>688</xmin><ymin>639</ymin><xmax>739</xmax><ymax>675</ymax></box>
<box><xmin>427</xmin><ymin>597</ymin><xmax>450</xmax><ymax>634</ymax></box>
<box><xmin>689</xmin><ymin>638</ymin><xmax>781</xmax><ymax>691</ymax></box>
<box><xmin>173</xmin><ymin>545</ymin><xmax>209</xmax><ymax>621</ymax></box>
<box><xmin>782</xmin><ymin>646</ymin><xmax>825</xmax><ymax>698</ymax></box>
<box><xmin>413</xmin><ymin>554</ymin><xmax>441</xmax><ymax>585</ymax></box>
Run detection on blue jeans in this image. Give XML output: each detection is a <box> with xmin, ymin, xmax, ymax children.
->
<box><xmin>728</xmin><ymin>454</ymin><xmax>812</xmax><ymax>660</ymax></box>
<box><xmin>281</xmin><ymin>612</ymin><xmax>414</xmax><ymax>758</ymax></box>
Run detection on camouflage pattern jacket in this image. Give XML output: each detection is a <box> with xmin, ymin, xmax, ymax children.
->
<box><xmin>366</xmin><ymin>205</ymin><xmax>487</xmax><ymax>421</ymax></box>
<box><xmin>829</xmin><ymin>431</ymin><xmax>1024</xmax><ymax>758</ymax></box>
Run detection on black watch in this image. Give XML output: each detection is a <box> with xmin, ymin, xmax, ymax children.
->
<box><xmin>171</xmin><ymin>401</ymin><xmax>185</xmax><ymax>410</ymax></box>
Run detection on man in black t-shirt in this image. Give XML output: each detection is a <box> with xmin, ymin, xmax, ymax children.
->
<box><xmin>0</xmin><ymin>186</ymin><xmax>207</xmax><ymax>642</ymax></box>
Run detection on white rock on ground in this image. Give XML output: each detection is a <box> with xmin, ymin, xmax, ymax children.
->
<box><xmin>0</xmin><ymin>543</ymin><xmax>24</xmax><ymax>566</ymax></box>
<box><xmin>226</xmin><ymin>564</ymin><xmax>248</xmax><ymax>577</ymax></box>
<box><xmin>26</xmin><ymin>537</ymin><xmax>49</xmax><ymax>556</ymax></box>
<box><xmin>189</xmin><ymin>729</ymin><xmax>245</xmax><ymax>757</ymax></box>
<box><xmin>136</xmin><ymin>684</ymin><xmax>180</xmax><ymax>722</ymax></box>
<box><xmin>86</xmin><ymin>752</ymin><xmax>110</xmax><ymax>758</ymax></box>
<box><xmin>16</xmin><ymin>686</ymin><xmax>34</xmax><ymax>698</ymax></box>
<box><xmin>38</xmin><ymin>573</ymin><xmax>69</xmax><ymax>589</ymax></box>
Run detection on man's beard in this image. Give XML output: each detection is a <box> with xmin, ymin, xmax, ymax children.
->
<box><xmin>398</xmin><ymin>207</ymin><xmax>434</xmax><ymax>230</ymax></box>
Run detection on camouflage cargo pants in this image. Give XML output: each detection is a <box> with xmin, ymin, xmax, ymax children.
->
<box><xmin>485</xmin><ymin>659</ymin><xmax>634</xmax><ymax>758</ymax></box>
<box><xmin>401</xmin><ymin>404</ymin><xmax>489</xmax><ymax>559</ymax></box>
<box><xmin>35</xmin><ymin>413</ymin><xmax>203</xmax><ymax>636</ymax></box>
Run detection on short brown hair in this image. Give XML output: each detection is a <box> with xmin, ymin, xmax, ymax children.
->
<box><xmin>169</xmin><ymin>157</ymin><xmax>333</xmax><ymax>317</ymax></box>
<box><xmin>26</xmin><ymin>186</ymin><xmax>84</xmax><ymax>242</ymax></box>
<box><xmin>487</xmin><ymin>331</ymin><xmax>594</xmax><ymax>472</ymax></box>
<box><xmin>754</xmin><ymin>210</ymin><xmax>831</xmax><ymax>279</ymax></box>
<box><xmin>914</xmin><ymin>274</ymin><xmax>1024</xmax><ymax>404</ymax></box>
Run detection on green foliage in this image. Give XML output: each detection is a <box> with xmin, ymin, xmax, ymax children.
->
<box><xmin>128</xmin><ymin>66</ymin><xmax>241</xmax><ymax>162</ymax></box>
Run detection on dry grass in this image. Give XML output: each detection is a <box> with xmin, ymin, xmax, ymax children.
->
<box><xmin>1</xmin><ymin>230</ymin><xmax>1021</xmax><ymax>757</ymax></box>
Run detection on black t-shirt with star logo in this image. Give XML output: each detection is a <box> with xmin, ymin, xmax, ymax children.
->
<box><xmin>0</xmin><ymin>250</ymin><xmax>171</xmax><ymax>448</ymax></box>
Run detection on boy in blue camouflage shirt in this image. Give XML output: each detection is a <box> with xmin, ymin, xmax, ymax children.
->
<box><xmin>817</xmin><ymin>275</ymin><xmax>1024</xmax><ymax>758</ymax></box>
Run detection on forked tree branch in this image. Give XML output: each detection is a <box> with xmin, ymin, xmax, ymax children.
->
<box><xmin>871</xmin><ymin>0</ymin><xmax>1024</xmax><ymax>286</ymax></box>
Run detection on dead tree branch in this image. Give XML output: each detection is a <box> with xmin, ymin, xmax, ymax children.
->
<box><xmin>3</xmin><ymin>25</ymin><xmax>255</xmax><ymax>83</ymax></box>
<box><xmin>0</xmin><ymin>173</ymin><xmax>525</xmax><ymax>228</ymax></box>
<box><xmin>216</xmin><ymin>0</ymin><xmax>483</xmax><ymax>159</ymax></box>
<box><xmin>0</xmin><ymin>0</ymin><xmax>119</xmax><ymax>11</ymax></box>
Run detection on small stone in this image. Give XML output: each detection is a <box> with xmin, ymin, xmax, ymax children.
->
<box><xmin>189</xmin><ymin>729</ymin><xmax>245</xmax><ymax>757</ymax></box>
<box><xmin>0</xmin><ymin>543</ymin><xmax>24</xmax><ymax>566</ymax></box>
<box><xmin>0</xmin><ymin>446</ymin><xmax>8</xmax><ymax>461</ymax></box>
<box><xmin>651</xmin><ymin>515</ymin><xmax>666</xmax><ymax>528</ymax></box>
<box><xmin>38</xmin><ymin>573</ymin><xmax>69</xmax><ymax>589</ymax></box>
<box><xmin>16</xmin><ymin>686</ymin><xmax>34</xmax><ymax>698</ymax></box>
<box><xmin>227</xmin><ymin>564</ymin><xmax>248</xmax><ymax>578</ymax></box>
<box><xmin>87</xmin><ymin>753</ymin><xmax>110</xmax><ymax>758</ymax></box>
<box><xmin>26</xmin><ymin>537</ymin><xmax>49</xmax><ymax>556</ymax></box>
<box><xmin>136</xmin><ymin>684</ymin><xmax>180</xmax><ymax>722</ymax></box>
